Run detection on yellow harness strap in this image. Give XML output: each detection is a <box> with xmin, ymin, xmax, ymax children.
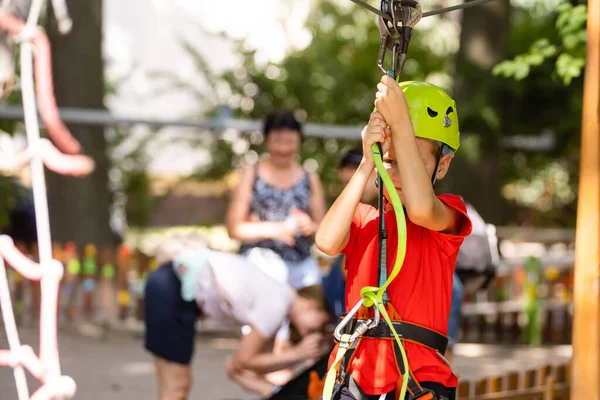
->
<box><xmin>321</xmin><ymin>142</ymin><xmax>411</xmax><ymax>400</ymax></box>
<box><xmin>322</xmin><ymin>333</ymin><xmax>352</xmax><ymax>400</ymax></box>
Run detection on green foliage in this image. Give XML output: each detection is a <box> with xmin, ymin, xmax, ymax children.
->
<box><xmin>106</xmin><ymin>126</ymin><xmax>159</xmax><ymax>228</ymax></box>
<box><xmin>0</xmin><ymin>47</ymin><xmax>30</xmax><ymax>230</ymax></box>
<box><xmin>436</xmin><ymin>0</ymin><xmax>584</xmax><ymax>227</ymax></box>
<box><xmin>0</xmin><ymin>175</ymin><xmax>26</xmax><ymax>230</ymax></box>
<box><xmin>493</xmin><ymin>2</ymin><xmax>587</xmax><ymax>85</ymax></box>
<box><xmin>104</xmin><ymin>61</ymin><xmax>161</xmax><ymax>229</ymax></box>
<box><xmin>169</xmin><ymin>0</ymin><xmax>449</xmax><ymax>202</ymax></box>
<box><xmin>147</xmin><ymin>0</ymin><xmax>585</xmax><ymax>227</ymax></box>
<box><xmin>0</xmin><ymin>52</ymin><xmax>22</xmax><ymax>135</ymax></box>
<box><xmin>122</xmin><ymin>168</ymin><xmax>157</xmax><ymax>227</ymax></box>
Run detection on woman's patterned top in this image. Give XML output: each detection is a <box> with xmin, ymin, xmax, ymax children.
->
<box><xmin>239</xmin><ymin>165</ymin><xmax>313</xmax><ymax>262</ymax></box>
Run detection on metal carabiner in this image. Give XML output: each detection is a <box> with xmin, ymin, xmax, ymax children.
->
<box><xmin>378</xmin><ymin>39</ymin><xmax>403</xmax><ymax>77</ymax></box>
<box><xmin>377</xmin><ymin>0</ymin><xmax>422</xmax><ymax>78</ymax></box>
<box><xmin>333</xmin><ymin>299</ymin><xmax>381</xmax><ymax>341</ymax></box>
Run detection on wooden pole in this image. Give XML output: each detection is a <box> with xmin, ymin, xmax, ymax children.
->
<box><xmin>571</xmin><ymin>0</ymin><xmax>600</xmax><ymax>397</ymax></box>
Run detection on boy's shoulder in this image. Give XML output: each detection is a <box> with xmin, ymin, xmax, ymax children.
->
<box><xmin>352</xmin><ymin>194</ymin><xmax>469</xmax><ymax>235</ymax></box>
<box><xmin>351</xmin><ymin>202</ymin><xmax>379</xmax><ymax>221</ymax></box>
<box><xmin>436</xmin><ymin>193</ymin><xmax>466</xmax><ymax>207</ymax></box>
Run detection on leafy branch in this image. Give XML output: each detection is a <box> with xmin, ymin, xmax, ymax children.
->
<box><xmin>493</xmin><ymin>2</ymin><xmax>587</xmax><ymax>85</ymax></box>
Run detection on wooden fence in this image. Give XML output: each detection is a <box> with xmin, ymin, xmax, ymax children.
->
<box><xmin>1</xmin><ymin>225</ymin><xmax>578</xmax><ymax>344</ymax></box>
<box><xmin>458</xmin><ymin>361</ymin><xmax>571</xmax><ymax>400</ymax></box>
<box><xmin>459</xmin><ymin>226</ymin><xmax>575</xmax><ymax>345</ymax></box>
<box><xmin>3</xmin><ymin>241</ymin><xmax>154</xmax><ymax>328</ymax></box>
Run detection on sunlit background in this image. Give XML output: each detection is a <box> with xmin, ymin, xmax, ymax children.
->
<box><xmin>0</xmin><ymin>0</ymin><xmax>590</xmax><ymax>398</ymax></box>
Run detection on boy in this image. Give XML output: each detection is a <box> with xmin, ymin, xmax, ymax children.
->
<box><xmin>315</xmin><ymin>78</ymin><xmax>472</xmax><ymax>400</ymax></box>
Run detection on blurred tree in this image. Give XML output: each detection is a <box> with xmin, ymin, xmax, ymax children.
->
<box><xmin>440</xmin><ymin>0</ymin><xmax>511</xmax><ymax>224</ymax></box>
<box><xmin>154</xmin><ymin>0</ymin><xmax>451</xmax><ymax>203</ymax></box>
<box><xmin>493</xmin><ymin>2</ymin><xmax>587</xmax><ymax>85</ymax></box>
<box><xmin>490</xmin><ymin>0</ymin><xmax>585</xmax><ymax>227</ymax></box>
<box><xmin>0</xmin><ymin>1</ymin><xmax>28</xmax><ymax>232</ymax></box>
<box><xmin>440</xmin><ymin>0</ymin><xmax>584</xmax><ymax>227</ymax></box>
<box><xmin>147</xmin><ymin>0</ymin><xmax>584</xmax><ymax>227</ymax></box>
<box><xmin>105</xmin><ymin>125</ymin><xmax>158</xmax><ymax>230</ymax></box>
<box><xmin>45</xmin><ymin>0</ymin><xmax>115</xmax><ymax>247</ymax></box>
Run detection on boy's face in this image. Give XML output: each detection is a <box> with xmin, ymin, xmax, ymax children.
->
<box><xmin>382</xmin><ymin>137</ymin><xmax>452</xmax><ymax>204</ymax></box>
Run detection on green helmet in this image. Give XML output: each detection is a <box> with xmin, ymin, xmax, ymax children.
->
<box><xmin>398</xmin><ymin>81</ymin><xmax>460</xmax><ymax>152</ymax></box>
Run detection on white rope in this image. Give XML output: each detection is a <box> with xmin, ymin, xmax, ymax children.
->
<box><xmin>0</xmin><ymin>3</ymin><xmax>51</xmax><ymax>398</ymax></box>
<box><xmin>0</xmin><ymin>1</ymin><xmax>81</xmax><ymax>396</ymax></box>
<box><xmin>50</xmin><ymin>0</ymin><xmax>72</xmax><ymax>34</ymax></box>
<box><xmin>20</xmin><ymin>20</ymin><xmax>64</xmax><ymax>390</ymax></box>
<box><xmin>0</xmin><ymin>257</ymin><xmax>29</xmax><ymax>400</ymax></box>
<box><xmin>25</xmin><ymin>0</ymin><xmax>45</xmax><ymax>29</ymax></box>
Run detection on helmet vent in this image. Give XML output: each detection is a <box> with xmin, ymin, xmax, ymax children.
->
<box><xmin>444</xmin><ymin>107</ymin><xmax>454</xmax><ymax>127</ymax></box>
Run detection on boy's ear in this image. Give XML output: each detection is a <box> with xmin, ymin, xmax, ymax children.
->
<box><xmin>435</xmin><ymin>155</ymin><xmax>453</xmax><ymax>180</ymax></box>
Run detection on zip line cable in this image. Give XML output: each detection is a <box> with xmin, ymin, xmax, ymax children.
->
<box><xmin>350</xmin><ymin>0</ymin><xmax>499</xmax><ymax>21</ymax></box>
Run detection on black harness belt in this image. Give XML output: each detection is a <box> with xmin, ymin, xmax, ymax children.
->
<box><xmin>337</xmin><ymin>316</ymin><xmax>448</xmax><ymax>355</ymax></box>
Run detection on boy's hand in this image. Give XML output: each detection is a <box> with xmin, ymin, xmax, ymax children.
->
<box><xmin>362</xmin><ymin>111</ymin><xmax>391</xmax><ymax>166</ymax></box>
<box><xmin>374</xmin><ymin>75</ymin><xmax>411</xmax><ymax>132</ymax></box>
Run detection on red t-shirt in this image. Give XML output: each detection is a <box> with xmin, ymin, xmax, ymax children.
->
<box><xmin>329</xmin><ymin>194</ymin><xmax>472</xmax><ymax>395</ymax></box>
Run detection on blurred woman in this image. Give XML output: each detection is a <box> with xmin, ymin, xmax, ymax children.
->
<box><xmin>226</xmin><ymin>110</ymin><xmax>326</xmax><ymax>289</ymax></box>
<box><xmin>226</xmin><ymin>110</ymin><xmax>327</xmax><ymax>390</ymax></box>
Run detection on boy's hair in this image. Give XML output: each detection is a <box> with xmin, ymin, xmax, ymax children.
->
<box><xmin>263</xmin><ymin>110</ymin><xmax>303</xmax><ymax>138</ymax></box>
<box><xmin>288</xmin><ymin>285</ymin><xmax>333</xmax><ymax>344</ymax></box>
<box><xmin>338</xmin><ymin>147</ymin><xmax>363</xmax><ymax>170</ymax></box>
<box><xmin>431</xmin><ymin>140</ymin><xmax>455</xmax><ymax>158</ymax></box>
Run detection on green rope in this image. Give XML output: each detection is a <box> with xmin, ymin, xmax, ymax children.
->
<box><xmin>358</xmin><ymin>91</ymin><xmax>410</xmax><ymax>397</ymax></box>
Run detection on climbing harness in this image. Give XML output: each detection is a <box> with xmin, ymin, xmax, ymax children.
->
<box><xmin>321</xmin><ymin>1</ymin><xmax>500</xmax><ymax>399</ymax></box>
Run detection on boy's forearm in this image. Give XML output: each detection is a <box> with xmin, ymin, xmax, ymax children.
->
<box><xmin>315</xmin><ymin>161</ymin><xmax>373</xmax><ymax>255</ymax></box>
<box><xmin>390</xmin><ymin>123</ymin><xmax>436</xmax><ymax>217</ymax></box>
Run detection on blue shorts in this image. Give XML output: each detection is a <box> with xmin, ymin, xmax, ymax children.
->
<box><xmin>144</xmin><ymin>263</ymin><xmax>199</xmax><ymax>365</ymax></box>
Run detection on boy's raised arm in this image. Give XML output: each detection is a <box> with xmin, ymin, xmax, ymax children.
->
<box><xmin>374</xmin><ymin>75</ymin><xmax>461</xmax><ymax>234</ymax></box>
<box><xmin>315</xmin><ymin>119</ymin><xmax>390</xmax><ymax>255</ymax></box>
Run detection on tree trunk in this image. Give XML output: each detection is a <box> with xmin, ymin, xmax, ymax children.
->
<box><xmin>45</xmin><ymin>0</ymin><xmax>113</xmax><ymax>247</ymax></box>
<box><xmin>441</xmin><ymin>0</ymin><xmax>511</xmax><ymax>224</ymax></box>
